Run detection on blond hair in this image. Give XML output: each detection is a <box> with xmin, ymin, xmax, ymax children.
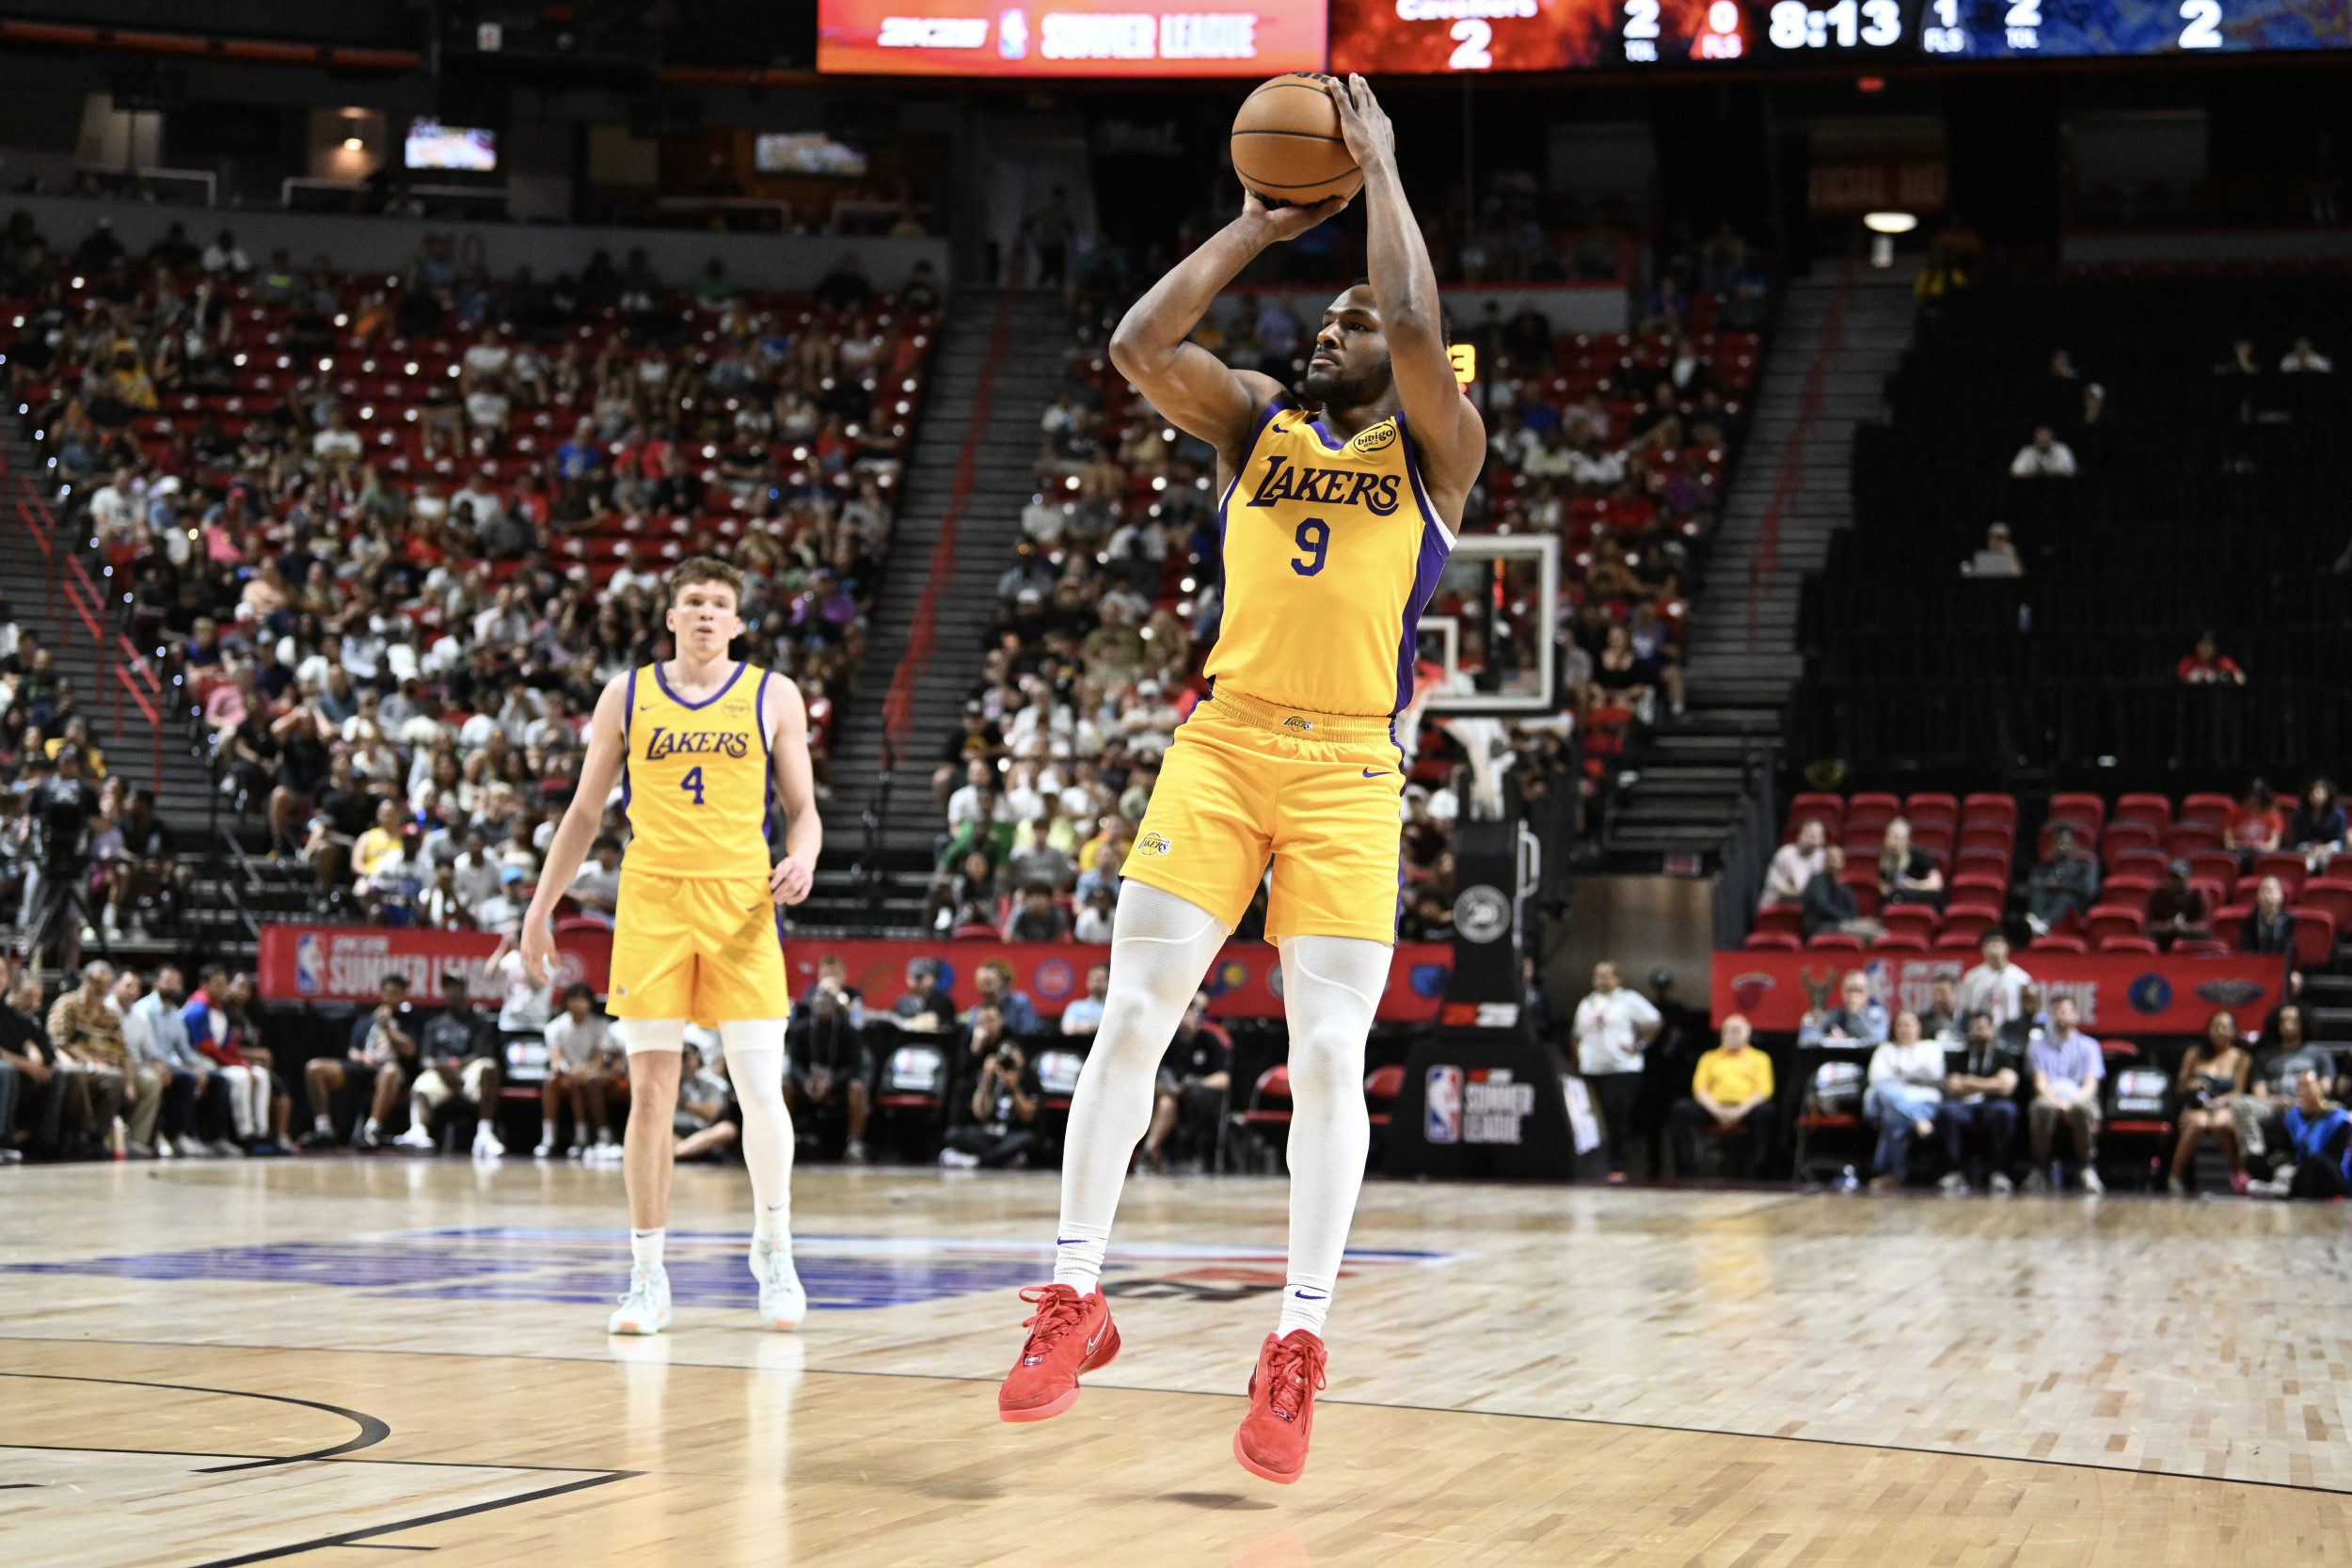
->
<box><xmin>668</xmin><ymin>555</ymin><xmax>744</xmax><ymax>606</ymax></box>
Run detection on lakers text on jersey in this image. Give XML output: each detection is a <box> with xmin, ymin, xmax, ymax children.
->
<box><xmin>610</xmin><ymin>662</ymin><xmax>791</xmax><ymax>1022</ymax></box>
<box><xmin>1122</xmin><ymin>399</ymin><xmax>1452</xmax><ymax>945</ymax></box>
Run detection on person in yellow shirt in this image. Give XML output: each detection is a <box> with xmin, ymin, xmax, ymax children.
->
<box><xmin>350</xmin><ymin>799</ymin><xmax>408</xmax><ymax>888</ymax></box>
<box><xmin>1671</xmin><ymin>1013</ymin><xmax>1777</xmax><ymax>1179</ymax></box>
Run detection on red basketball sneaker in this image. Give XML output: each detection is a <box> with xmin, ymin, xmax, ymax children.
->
<box><xmin>1232</xmin><ymin>1329</ymin><xmax>1327</xmax><ymax>1484</ymax></box>
<box><xmin>997</xmin><ymin>1283</ymin><xmax>1120</xmax><ymax>1423</ymax></box>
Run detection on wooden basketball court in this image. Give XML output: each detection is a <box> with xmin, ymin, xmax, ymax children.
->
<box><xmin>4</xmin><ymin>1161</ymin><xmax>2348</xmax><ymax>1566</ymax></box>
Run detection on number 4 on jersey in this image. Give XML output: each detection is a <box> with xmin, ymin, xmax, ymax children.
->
<box><xmin>680</xmin><ymin>766</ymin><xmax>706</xmax><ymax>805</ymax></box>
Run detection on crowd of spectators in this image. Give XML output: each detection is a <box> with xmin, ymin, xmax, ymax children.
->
<box><xmin>0</xmin><ymin>208</ymin><xmax>940</xmax><ymax>935</ymax></box>
<box><xmin>0</xmin><ymin>953</ymin><xmax>285</xmax><ymax>1160</ymax></box>
<box><xmin>926</xmin><ymin>255</ymin><xmax>1763</xmax><ymax>944</ymax></box>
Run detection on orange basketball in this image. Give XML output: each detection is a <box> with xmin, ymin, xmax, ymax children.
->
<box><xmin>1230</xmin><ymin>72</ymin><xmax>1362</xmax><ymax>209</ymax></box>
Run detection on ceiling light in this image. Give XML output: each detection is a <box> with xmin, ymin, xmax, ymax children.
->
<box><xmin>1864</xmin><ymin>212</ymin><xmax>1918</xmax><ymax>234</ymax></box>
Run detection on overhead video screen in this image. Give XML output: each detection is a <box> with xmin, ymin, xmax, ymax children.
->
<box><xmin>818</xmin><ymin>0</ymin><xmax>1327</xmax><ymax>74</ymax></box>
<box><xmin>404</xmin><ymin>119</ymin><xmax>497</xmax><ymax>171</ymax></box>
<box><xmin>1908</xmin><ymin>0</ymin><xmax>2348</xmax><ymax>57</ymax></box>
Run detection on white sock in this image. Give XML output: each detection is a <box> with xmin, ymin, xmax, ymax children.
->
<box><xmin>1053</xmin><ymin>882</ymin><xmax>1232</xmax><ymax>1291</ymax></box>
<box><xmin>313</xmin><ymin>1112</ymin><xmax>331</xmax><ymax>1133</ymax></box>
<box><xmin>1052</xmin><ymin>1222</ymin><xmax>1110</xmax><ymax>1291</ymax></box>
<box><xmin>1269</xmin><ymin>934</ymin><xmax>1388</xmax><ymax>1350</ymax></box>
<box><xmin>541</xmin><ymin>1118</ymin><xmax>557</xmax><ymax>1144</ymax></box>
<box><xmin>359</xmin><ymin>1116</ymin><xmax>377</xmax><ymax>1137</ymax></box>
<box><xmin>631</xmin><ymin>1227</ymin><xmax>665</xmax><ymax>1271</ymax></box>
<box><xmin>1276</xmin><ymin>1269</ymin><xmax>1335</xmax><ymax>1339</ymax></box>
<box><xmin>720</xmin><ymin>1023</ymin><xmax>793</xmax><ymax>1242</ymax></box>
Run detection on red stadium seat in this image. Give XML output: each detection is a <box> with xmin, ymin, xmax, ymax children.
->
<box><xmin>2163</xmin><ymin>822</ymin><xmax>2224</xmax><ymax>858</ymax></box>
<box><xmin>2100</xmin><ymin>822</ymin><xmax>2159</xmax><ymax>864</ymax></box>
<box><xmin>2293</xmin><ymin>909</ymin><xmax>2338</xmax><ymax>970</ymax></box>
<box><xmin>1808</xmin><ymin>932</ymin><xmax>1866</xmax><ymax>950</ymax></box>
<box><xmin>1962</xmin><ymin>793</ymin><xmax>2018</xmax><ymax>830</ymax></box>
<box><xmin>2300</xmin><ymin>878</ymin><xmax>2352</xmax><ymax>928</ymax></box>
<box><xmin>2108</xmin><ymin>847</ymin><xmax>2169</xmax><ymax>881</ymax></box>
<box><xmin>1880</xmin><ymin>905</ymin><xmax>1938</xmax><ymax>942</ymax></box>
<box><xmin>1934</xmin><ymin>926</ymin><xmax>1987</xmax><ymax>951</ymax></box>
<box><xmin>1850</xmin><ymin>792</ymin><xmax>1902</xmax><ymax>819</ymax></box>
<box><xmin>2098</xmin><ymin>934</ymin><xmax>2160</xmax><ymax>955</ymax></box>
<box><xmin>2181</xmin><ymin>793</ymin><xmax>2236</xmax><ymax>829</ymax></box>
<box><xmin>2171</xmin><ymin>938</ymin><xmax>2229</xmax><ymax>957</ymax></box>
<box><xmin>1789</xmin><ymin>792</ymin><xmax>1845</xmax><ymax>832</ymax></box>
<box><xmin>2099</xmin><ymin>875</ymin><xmax>2157</xmax><ymax>916</ymax></box>
<box><xmin>2250</xmin><ymin>853</ymin><xmax>2309</xmax><ymax>897</ymax></box>
<box><xmin>1939</xmin><ymin>908</ymin><xmax>1996</xmax><ymax>943</ymax></box>
<box><xmin>2209</xmin><ymin>905</ymin><xmax>2249</xmax><ymax>948</ymax></box>
<box><xmin>1904</xmin><ymin>792</ymin><xmax>1960</xmax><ymax>824</ymax></box>
<box><xmin>2084</xmin><ymin>907</ymin><xmax>2144</xmax><ymax>946</ymax></box>
<box><xmin>1873</xmin><ymin>933</ymin><xmax>1930</xmax><ymax>952</ymax></box>
<box><xmin>1754</xmin><ymin>904</ymin><xmax>1803</xmax><ymax>940</ymax></box>
<box><xmin>1960</xmin><ymin>824</ymin><xmax>2017</xmax><ymax>855</ymax></box>
<box><xmin>1954</xmin><ymin>847</ymin><xmax>2012</xmax><ymax>884</ymax></box>
<box><xmin>2028</xmin><ymin>932</ymin><xmax>2089</xmax><ymax>954</ymax></box>
<box><xmin>2049</xmin><ymin>792</ymin><xmax>2106</xmax><ymax>834</ymax></box>
<box><xmin>1949</xmin><ymin>871</ymin><xmax>2007</xmax><ymax>909</ymax></box>
<box><xmin>1744</xmin><ymin>930</ymin><xmax>1802</xmax><ymax>950</ymax></box>
<box><xmin>2114</xmin><ymin>793</ymin><xmax>2172</xmax><ymax>830</ymax></box>
<box><xmin>1364</xmin><ymin>1064</ymin><xmax>1404</xmax><ymax>1128</ymax></box>
<box><xmin>1242</xmin><ymin>1066</ymin><xmax>1294</xmax><ymax>1131</ymax></box>
<box><xmin>2187</xmin><ymin>850</ymin><xmax>2240</xmax><ymax>890</ymax></box>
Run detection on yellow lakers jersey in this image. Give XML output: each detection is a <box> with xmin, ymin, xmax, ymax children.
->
<box><xmin>1203</xmin><ymin>401</ymin><xmax>1455</xmax><ymax>717</ymax></box>
<box><xmin>621</xmin><ymin>661</ymin><xmax>775</xmax><ymax>878</ymax></box>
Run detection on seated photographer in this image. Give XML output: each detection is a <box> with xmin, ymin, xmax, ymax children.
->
<box><xmin>673</xmin><ymin>1041</ymin><xmax>741</xmax><ymax>1163</ymax></box>
<box><xmin>939</xmin><ymin>1032</ymin><xmax>1041</xmax><ymax>1169</ymax></box>
<box><xmin>786</xmin><ymin>987</ymin><xmax>872</xmax><ymax>1164</ymax></box>
<box><xmin>1143</xmin><ymin>991</ymin><xmax>1231</xmax><ymax>1173</ymax></box>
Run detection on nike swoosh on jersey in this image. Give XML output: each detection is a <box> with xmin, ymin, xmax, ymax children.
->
<box><xmin>1361</xmin><ymin>768</ymin><xmax>1387</xmax><ymax>778</ymax></box>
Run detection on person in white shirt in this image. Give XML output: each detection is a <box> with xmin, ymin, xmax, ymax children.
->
<box><xmin>1759</xmin><ymin>818</ymin><xmax>1829</xmax><ymax>910</ymax></box>
<box><xmin>1955</xmin><ymin>931</ymin><xmax>2033</xmax><ymax>1026</ymax></box>
<box><xmin>567</xmin><ymin>835</ymin><xmax>624</xmax><ymax>927</ymax></box>
<box><xmin>1865</xmin><ymin>1008</ymin><xmax>1947</xmax><ymax>1191</ymax></box>
<box><xmin>2009</xmin><ymin>426</ymin><xmax>2077</xmax><ymax>478</ymax></box>
<box><xmin>2280</xmin><ymin>337</ymin><xmax>2333</xmax><ymax>373</ymax></box>
<box><xmin>1060</xmin><ymin>963</ymin><xmax>1109</xmax><ymax>1035</ymax></box>
<box><xmin>539</xmin><ymin>981</ymin><xmax>621</xmax><ymax>1156</ymax></box>
<box><xmin>1572</xmin><ymin>961</ymin><xmax>1662</xmax><ymax>1181</ymax></box>
<box><xmin>1072</xmin><ymin>884</ymin><xmax>1117</xmax><ymax>943</ymax></box>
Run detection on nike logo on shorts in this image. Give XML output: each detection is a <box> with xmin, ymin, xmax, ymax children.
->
<box><xmin>1361</xmin><ymin>768</ymin><xmax>1386</xmax><ymax>779</ymax></box>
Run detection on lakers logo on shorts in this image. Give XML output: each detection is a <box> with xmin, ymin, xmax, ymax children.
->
<box><xmin>1282</xmin><ymin>716</ymin><xmax>1313</xmax><ymax>732</ymax></box>
<box><xmin>1348</xmin><ymin>420</ymin><xmax>1398</xmax><ymax>456</ymax></box>
<box><xmin>1137</xmin><ymin>832</ymin><xmax>1174</xmax><ymax>857</ymax></box>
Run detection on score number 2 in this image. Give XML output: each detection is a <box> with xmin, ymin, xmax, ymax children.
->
<box><xmin>2179</xmin><ymin>0</ymin><xmax>2222</xmax><ymax>47</ymax></box>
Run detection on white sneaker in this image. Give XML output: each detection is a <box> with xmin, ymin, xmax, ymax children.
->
<box><xmin>534</xmin><ymin>1135</ymin><xmax>559</xmax><ymax>1158</ymax></box>
<box><xmin>2079</xmin><ymin>1167</ymin><xmax>2105</xmax><ymax>1196</ymax></box>
<box><xmin>937</xmin><ymin>1148</ymin><xmax>980</xmax><ymax>1168</ymax></box>
<box><xmin>1938</xmin><ymin>1171</ymin><xmax>1970</xmax><ymax>1195</ymax></box>
<box><xmin>154</xmin><ymin>1135</ymin><xmax>176</xmax><ymax>1160</ymax></box>
<box><xmin>609</xmin><ymin>1265</ymin><xmax>672</xmax><ymax>1335</ymax></box>
<box><xmin>751</xmin><ymin>1234</ymin><xmax>806</xmax><ymax>1330</ymax></box>
<box><xmin>209</xmin><ymin>1138</ymin><xmax>247</xmax><ymax>1159</ymax></box>
<box><xmin>472</xmin><ymin>1126</ymin><xmax>505</xmax><ymax>1159</ymax></box>
<box><xmin>174</xmin><ymin>1134</ymin><xmax>207</xmax><ymax>1158</ymax></box>
<box><xmin>1989</xmin><ymin>1172</ymin><xmax>2014</xmax><ymax>1196</ymax></box>
<box><xmin>393</xmin><ymin>1124</ymin><xmax>436</xmax><ymax>1149</ymax></box>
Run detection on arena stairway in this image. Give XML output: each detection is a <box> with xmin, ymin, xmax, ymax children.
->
<box><xmin>1602</xmin><ymin>266</ymin><xmax>1918</xmax><ymax>866</ymax></box>
<box><xmin>0</xmin><ymin>422</ymin><xmax>276</xmax><ymax>963</ymax></box>
<box><xmin>799</xmin><ymin>288</ymin><xmax>1074</xmax><ymax>935</ymax></box>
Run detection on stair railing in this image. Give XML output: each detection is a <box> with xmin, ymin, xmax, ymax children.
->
<box><xmin>1712</xmin><ymin>739</ymin><xmax>1781</xmax><ymax>951</ymax></box>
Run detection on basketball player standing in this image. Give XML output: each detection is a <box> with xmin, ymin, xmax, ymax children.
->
<box><xmin>995</xmin><ymin>76</ymin><xmax>1484</xmax><ymax>1482</ymax></box>
<box><xmin>523</xmin><ymin>557</ymin><xmax>821</xmax><ymax>1336</ymax></box>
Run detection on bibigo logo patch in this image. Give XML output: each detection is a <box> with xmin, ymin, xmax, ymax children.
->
<box><xmin>1137</xmin><ymin>832</ymin><xmax>1173</xmax><ymax>857</ymax></box>
<box><xmin>1350</xmin><ymin>420</ymin><xmax>1398</xmax><ymax>455</ymax></box>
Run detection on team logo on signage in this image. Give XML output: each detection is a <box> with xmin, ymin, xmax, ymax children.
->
<box><xmin>1137</xmin><ymin>832</ymin><xmax>1173</xmax><ymax>857</ymax></box>
<box><xmin>2195</xmin><ymin>979</ymin><xmax>2266</xmax><ymax>1006</ymax></box>
<box><xmin>1454</xmin><ymin>885</ymin><xmax>1510</xmax><ymax>943</ymax></box>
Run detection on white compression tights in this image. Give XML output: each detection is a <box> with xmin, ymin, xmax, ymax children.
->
<box><xmin>611</xmin><ymin>1017</ymin><xmax>794</xmax><ymax>1243</ymax></box>
<box><xmin>1053</xmin><ymin>881</ymin><xmax>1391</xmax><ymax>1342</ymax></box>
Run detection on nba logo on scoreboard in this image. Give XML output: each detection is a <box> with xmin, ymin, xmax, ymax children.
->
<box><xmin>1425</xmin><ymin>1065</ymin><xmax>1463</xmax><ymax>1144</ymax></box>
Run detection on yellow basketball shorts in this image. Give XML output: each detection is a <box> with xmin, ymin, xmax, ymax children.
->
<box><xmin>1123</xmin><ymin>688</ymin><xmax>1406</xmax><ymax>945</ymax></box>
<box><xmin>608</xmin><ymin>869</ymin><xmax>791</xmax><ymax>1025</ymax></box>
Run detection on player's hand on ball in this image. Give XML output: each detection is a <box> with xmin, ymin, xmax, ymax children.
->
<box><xmin>1243</xmin><ymin>187</ymin><xmax>1349</xmax><ymax>242</ymax></box>
<box><xmin>1327</xmin><ymin>73</ymin><xmax>1395</xmax><ymax>171</ymax></box>
<box><xmin>771</xmin><ymin>854</ymin><xmax>815</xmax><ymax>906</ymax></box>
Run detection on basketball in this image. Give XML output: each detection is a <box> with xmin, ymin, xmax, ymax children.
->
<box><xmin>1231</xmin><ymin>72</ymin><xmax>1363</xmax><ymax>208</ymax></box>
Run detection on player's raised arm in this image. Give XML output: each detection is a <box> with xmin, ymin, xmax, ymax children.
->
<box><xmin>765</xmin><ymin>676</ymin><xmax>822</xmax><ymax>906</ymax></box>
<box><xmin>521</xmin><ymin>673</ymin><xmax>629</xmax><ymax>982</ymax></box>
<box><xmin>1328</xmin><ymin>74</ymin><xmax>1486</xmax><ymax>503</ymax></box>
<box><xmin>1109</xmin><ymin>190</ymin><xmax>1349</xmax><ymax>468</ymax></box>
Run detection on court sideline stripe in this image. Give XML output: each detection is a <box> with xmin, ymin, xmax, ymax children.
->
<box><xmin>189</xmin><ymin>1471</ymin><xmax>636</xmax><ymax>1568</ymax></box>
<box><xmin>5</xmin><ymin>1340</ymin><xmax>2343</xmax><ymax>1500</ymax></box>
<box><xmin>0</xmin><ymin>1371</ymin><xmax>388</xmax><ymax>1472</ymax></box>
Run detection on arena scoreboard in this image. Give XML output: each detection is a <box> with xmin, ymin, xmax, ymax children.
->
<box><xmin>1328</xmin><ymin>0</ymin><xmax>2347</xmax><ymax>71</ymax></box>
<box><xmin>816</xmin><ymin>0</ymin><xmax>2348</xmax><ymax>71</ymax></box>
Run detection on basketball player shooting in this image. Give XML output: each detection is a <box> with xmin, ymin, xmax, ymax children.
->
<box><xmin>521</xmin><ymin>558</ymin><xmax>821</xmax><ymax>1337</ymax></box>
<box><xmin>994</xmin><ymin>76</ymin><xmax>1484</xmax><ymax>1483</ymax></box>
